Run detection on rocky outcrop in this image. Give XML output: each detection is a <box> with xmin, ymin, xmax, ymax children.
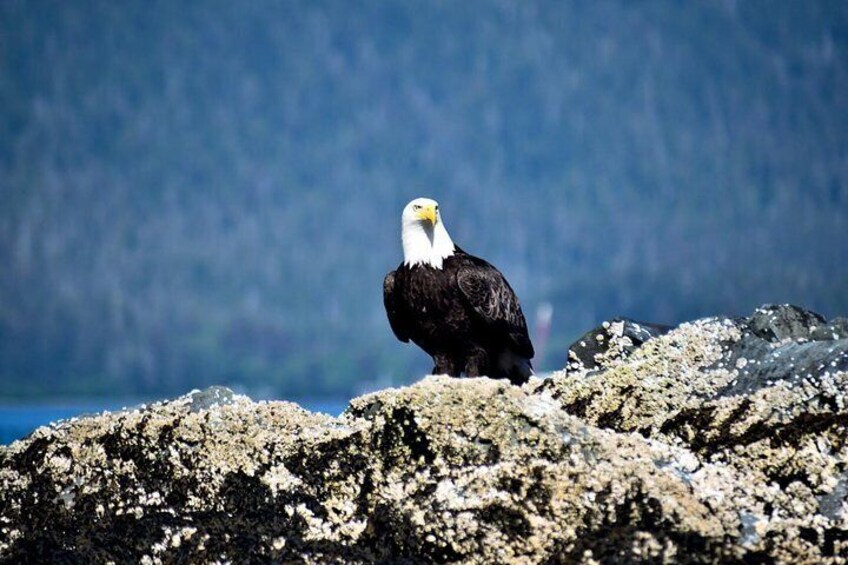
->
<box><xmin>1</xmin><ymin>304</ymin><xmax>847</xmax><ymax>563</ymax></box>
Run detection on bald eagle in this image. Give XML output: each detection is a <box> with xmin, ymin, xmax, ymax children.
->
<box><xmin>383</xmin><ymin>198</ymin><xmax>534</xmax><ymax>385</ymax></box>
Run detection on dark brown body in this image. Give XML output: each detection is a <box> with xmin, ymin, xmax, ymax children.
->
<box><xmin>383</xmin><ymin>249</ymin><xmax>534</xmax><ymax>385</ymax></box>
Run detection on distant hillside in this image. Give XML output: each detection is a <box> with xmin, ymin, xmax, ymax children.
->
<box><xmin>1</xmin><ymin>0</ymin><xmax>846</xmax><ymax>398</ymax></box>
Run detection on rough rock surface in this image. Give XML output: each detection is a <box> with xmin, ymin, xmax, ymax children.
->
<box><xmin>1</xmin><ymin>304</ymin><xmax>847</xmax><ymax>563</ymax></box>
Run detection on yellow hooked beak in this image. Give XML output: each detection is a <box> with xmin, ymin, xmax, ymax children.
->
<box><xmin>417</xmin><ymin>205</ymin><xmax>437</xmax><ymax>225</ymax></box>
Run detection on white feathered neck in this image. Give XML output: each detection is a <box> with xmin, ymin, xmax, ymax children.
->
<box><xmin>402</xmin><ymin>216</ymin><xmax>456</xmax><ymax>269</ymax></box>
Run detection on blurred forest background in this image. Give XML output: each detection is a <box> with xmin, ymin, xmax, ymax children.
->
<box><xmin>1</xmin><ymin>0</ymin><xmax>846</xmax><ymax>401</ymax></box>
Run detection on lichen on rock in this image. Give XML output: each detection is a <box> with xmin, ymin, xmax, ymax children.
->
<box><xmin>1</xmin><ymin>304</ymin><xmax>847</xmax><ymax>563</ymax></box>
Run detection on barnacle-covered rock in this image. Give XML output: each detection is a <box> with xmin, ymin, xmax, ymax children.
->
<box><xmin>1</xmin><ymin>304</ymin><xmax>846</xmax><ymax>563</ymax></box>
<box><xmin>541</xmin><ymin>303</ymin><xmax>848</xmax><ymax>560</ymax></box>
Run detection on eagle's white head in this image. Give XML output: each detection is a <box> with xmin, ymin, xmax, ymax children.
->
<box><xmin>401</xmin><ymin>197</ymin><xmax>456</xmax><ymax>269</ymax></box>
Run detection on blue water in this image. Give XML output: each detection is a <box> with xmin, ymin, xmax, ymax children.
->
<box><xmin>0</xmin><ymin>398</ymin><xmax>349</xmax><ymax>445</ymax></box>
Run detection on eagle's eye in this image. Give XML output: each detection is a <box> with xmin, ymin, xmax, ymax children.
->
<box><xmin>413</xmin><ymin>204</ymin><xmax>421</xmax><ymax>210</ymax></box>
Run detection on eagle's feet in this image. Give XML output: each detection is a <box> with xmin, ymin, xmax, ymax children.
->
<box><xmin>432</xmin><ymin>354</ymin><xmax>460</xmax><ymax>377</ymax></box>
